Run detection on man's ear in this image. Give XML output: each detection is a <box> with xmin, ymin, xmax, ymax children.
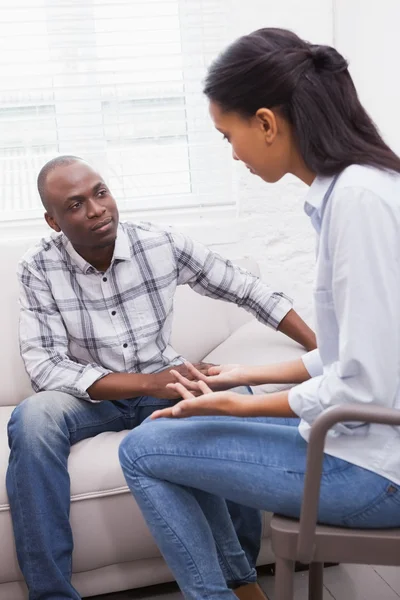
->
<box><xmin>45</xmin><ymin>212</ymin><xmax>61</xmax><ymax>233</ymax></box>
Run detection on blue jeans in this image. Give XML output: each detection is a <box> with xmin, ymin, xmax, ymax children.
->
<box><xmin>119</xmin><ymin>415</ymin><xmax>400</xmax><ymax>600</ymax></box>
<box><xmin>6</xmin><ymin>391</ymin><xmax>261</xmax><ymax>600</ymax></box>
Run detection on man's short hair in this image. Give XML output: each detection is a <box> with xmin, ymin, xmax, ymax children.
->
<box><xmin>37</xmin><ymin>155</ymin><xmax>82</xmax><ymax>210</ymax></box>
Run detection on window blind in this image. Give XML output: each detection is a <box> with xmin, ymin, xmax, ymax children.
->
<box><xmin>0</xmin><ymin>0</ymin><xmax>234</xmax><ymax>222</ymax></box>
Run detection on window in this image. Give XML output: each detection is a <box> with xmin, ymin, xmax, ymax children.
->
<box><xmin>0</xmin><ymin>0</ymin><xmax>234</xmax><ymax>223</ymax></box>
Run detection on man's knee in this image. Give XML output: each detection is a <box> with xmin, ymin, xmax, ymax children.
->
<box><xmin>7</xmin><ymin>391</ymin><xmax>75</xmax><ymax>445</ymax></box>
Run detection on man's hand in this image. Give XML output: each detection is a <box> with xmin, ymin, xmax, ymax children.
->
<box><xmin>143</xmin><ymin>362</ymin><xmax>216</xmax><ymax>400</ymax></box>
<box><xmin>176</xmin><ymin>362</ymin><xmax>216</xmax><ymax>379</ymax></box>
<box><xmin>169</xmin><ymin>361</ymin><xmax>244</xmax><ymax>393</ymax></box>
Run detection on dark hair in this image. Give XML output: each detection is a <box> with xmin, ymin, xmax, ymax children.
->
<box><xmin>37</xmin><ymin>155</ymin><xmax>82</xmax><ymax>209</ymax></box>
<box><xmin>204</xmin><ymin>28</ymin><xmax>400</xmax><ymax>175</ymax></box>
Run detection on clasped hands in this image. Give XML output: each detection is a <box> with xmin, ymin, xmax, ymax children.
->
<box><xmin>151</xmin><ymin>362</ymin><xmax>251</xmax><ymax>420</ymax></box>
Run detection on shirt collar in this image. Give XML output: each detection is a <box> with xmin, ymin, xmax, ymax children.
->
<box><xmin>113</xmin><ymin>224</ymin><xmax>132</xmax><ymax>262</ymax></box>
<box><xmin>62</xmin><ymin>223</ymin><xmax>132</xmax><ymax>274</ymax></box>
<box><xmin>303</xmin><ymin>174</ymin><xmax>335</xmax><ymax>213</ymax></box>
<box><xmin>303</xmin><ymin>174</ymin><xmax>336</xmax><ymax>232</ymax></box>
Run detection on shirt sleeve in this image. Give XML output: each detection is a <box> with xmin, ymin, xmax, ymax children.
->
<box><xmin>18</xmin><ymin>261</ymin><xmax>112</xmax><ymax>401</ymax></box>
<box><xmin>288</xmin><ymin>187</ymin><xmax>400</xmax><ymax>430</ymax></box>
<box><xmin>301</xmin><ymin>349</ymin><xmax>323</xmax><ymax>377</ymax></box>
<box><xmin>170</xmin><ymin>230</ymin><xmax>293</xmax><ymax>329</ymax></box>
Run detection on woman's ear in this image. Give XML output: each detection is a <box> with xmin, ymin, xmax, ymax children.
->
<box><xmin>255</xmin><ymin>108</ymin><xmax>278</xmax><ymax>144</ymax></box>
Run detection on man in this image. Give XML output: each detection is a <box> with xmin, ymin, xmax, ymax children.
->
<box><xmin>7</xmin><ymin>155</ymin><xmax>316</xmax><ymax>600</ymax></box>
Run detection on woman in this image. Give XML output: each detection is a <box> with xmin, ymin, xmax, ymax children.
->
<box><xmin>119</xmin><ymin>28</ymin><xmax>400</xmax><ymax>599</ymax></box>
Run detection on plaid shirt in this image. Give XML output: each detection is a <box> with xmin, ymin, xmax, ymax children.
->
<box><xmin>19</xmin><ymin>221</ymin><xmax>292</xmax><ymax>400</ymax></box>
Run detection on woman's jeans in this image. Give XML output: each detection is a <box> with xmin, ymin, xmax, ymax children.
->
<box><xmin>119</xmin><ymin>415</ymin><xmax>400</xmax><ymax>600</ymax></box>
<box><xmin>6</xmin><ymin>390</ymin><xmax>261</xmax><ymax>600</ymax></box>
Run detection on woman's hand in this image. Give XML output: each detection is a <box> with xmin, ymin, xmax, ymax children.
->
<box><xmin>150</xmin><ymin>379</ymin><xmax>253</xmax><ymax>419</ymax></box>
<box><xmin>169</xmin><ymin>361</ymin><xmax>244</xmax><ymax>393</ymax></box>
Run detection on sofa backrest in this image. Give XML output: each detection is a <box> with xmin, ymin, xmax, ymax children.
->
<box><xmin>170</xmin><ymin>257</ymin><xmax>259</xmax><ymax>363</ymax></box>
<box><xmin>0</xmin><ymin>237</ymin><xmax>259</xmax><ymax>407</ymax></box>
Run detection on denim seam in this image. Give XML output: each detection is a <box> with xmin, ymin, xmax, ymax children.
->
<box><xmin>213</xmin><ymin>537</ymin><xmax>240</xmax><ymax>584</ymax></box>
<box><xmin>129</xmin><ymin>449</ymin><xmax>331</xmax><ymax>476</ymax></box>
<box><xmin>8</xmin><ymin>455</ymin><xmax>37</xmax><ymax>592</ymax></box>
<box><xmin>342</xmin><ymin>486</ymin><xmax>393</xmax><ymax>524</ymax></box>
<box><xmin>287</xmin><ymin>463</ymin><xmax>353</xmax><ymax>477</ymax></box>
<box><xmin>208</xmin><ymin>505</ymin><xmax>256</xmax><ymax>586</ymax></box>
<box><xmin>131</xmin><ymin>449</ymin><xmax>357</xmax><ymax>482</ymax></box>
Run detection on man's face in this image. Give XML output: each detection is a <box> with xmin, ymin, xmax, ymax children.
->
<box><xmin>44</xmin><ymin>161</ymin><xmax>119</xmax><ymax>250</ymax></box>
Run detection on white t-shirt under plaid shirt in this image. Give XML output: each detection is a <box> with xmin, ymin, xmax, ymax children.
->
<box><xmin>18</xmin><ymin>221</ymin><xmax>292</xmax><ymax>401</ymax></box>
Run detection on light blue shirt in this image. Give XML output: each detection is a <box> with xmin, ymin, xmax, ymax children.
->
<box><xmin>289</xmin><ymin>164</ymin><xmax>400</xmax><ymax>485</ymax></box>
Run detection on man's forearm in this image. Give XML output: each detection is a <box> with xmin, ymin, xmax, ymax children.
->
<box><xmin>277</xmin><ymin>309</ymin><xmax>317</xmax><ymax>351</ymax></box>
<box><xmin>87</xmin><ymin>363</ymin><xmax>213</xmax><ymax>401</ymax></box>
<box><xmin>87</xmin><ymin>372</ymin><xmax>158</xmax><ymax>401</ymax></box>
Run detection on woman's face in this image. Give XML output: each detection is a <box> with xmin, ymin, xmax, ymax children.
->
<box><xmin>209</xmin><ymin>100</ymin><xmax>293</xmax><ymax>183</ymax></box>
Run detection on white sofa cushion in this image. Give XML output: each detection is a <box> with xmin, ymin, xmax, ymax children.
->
<box><xmin>204</xmin><ymin>319</ymin><xmax>306</xmax><ymax>393</ymax></box>
<box><xmin>169</xmin><ymin>258</ymin><xmax>259</xmax><ymax>363</ymax></box>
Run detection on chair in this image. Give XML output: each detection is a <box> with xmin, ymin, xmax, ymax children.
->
<box><xmin>270</xmin><ymin>404</ymin><xmax>400</xmax><ymax>600</ymax></box>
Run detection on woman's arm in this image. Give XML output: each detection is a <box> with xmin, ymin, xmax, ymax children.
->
<box><xmin>151</xmin><ymin>383</ymin><xmax>297</xmax><ymax>419</ymax></box>
<box><xmin>169</xmin><ymin>350</ymin><xmax>322</xmax><ymax>392</ymax></box>
<box><xmin>289</xmin><ymin>187</ymin><xmax>400</xmax><ymax>427</ymax></box>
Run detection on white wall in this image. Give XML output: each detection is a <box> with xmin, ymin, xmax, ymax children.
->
<box><xmin>335</xmin><ymin>0</ymin><xmax>400</xmax><ymax>155</ymax></box>
<box><xmin>199</xmin><ymin>0</ymin><xmax>334</xmax><ymax>324</ymax></box>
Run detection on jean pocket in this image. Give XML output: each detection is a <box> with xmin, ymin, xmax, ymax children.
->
<box><xmin>343</xmin><ymin>482</ymin><xmax>400</xmax><ymax>528</ymax></box>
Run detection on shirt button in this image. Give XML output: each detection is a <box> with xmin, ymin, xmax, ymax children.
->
<box><xmin>123</xmin><ymin>343</ymin><xmax>128</xmax><ymax>348</ymax></box>
<box><xmin>111</xmin><ymin>311</ymin><xmax>116</xmax><ymax>316</ymax></box>
<box><xmin>103</xmin><ymin>277</ymin><xmax>107</xmax><ymax>282</ymax></box>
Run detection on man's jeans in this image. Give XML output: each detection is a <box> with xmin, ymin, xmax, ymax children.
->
<box><xmin>6</xmin><ymin>390</ymin><xmax>261</xmax><ymax>600</ymax></box>
<box><xmin>119</xmin><ymin>415</ymin><xmax>400</xmax><ymax>600</ymax></box>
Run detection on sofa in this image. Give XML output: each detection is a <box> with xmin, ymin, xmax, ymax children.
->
<box><xmin>0</xmin><ymin>238</ymin><xmax>305</xmax><ymax>599</ymax></box>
